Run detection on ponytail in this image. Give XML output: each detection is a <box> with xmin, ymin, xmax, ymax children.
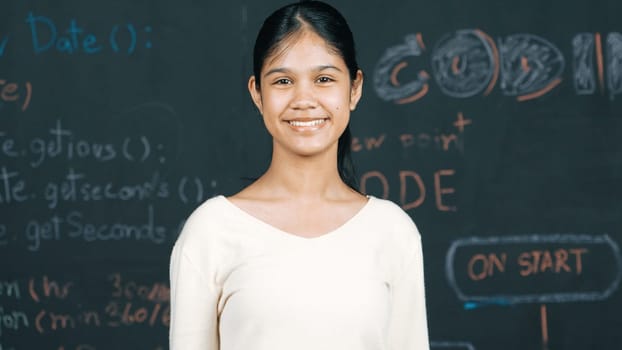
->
<box><xmin>337</xmin><ymin>125</ymin><xmax>359</xmax><ymax>191</ymax></box>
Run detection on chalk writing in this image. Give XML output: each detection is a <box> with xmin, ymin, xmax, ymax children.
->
<box><xmin>24</xmin><ymin>217</ymin><xmax>62</xmax><ymax>252</ymax></box>
<box><xmin>108</xmin><ymin>273</ymin><xmax>169</xmax><ymax>303</ymax></box>
<box><xmin>0</xmin><ymin>79</ymin><xmax>32</xmax><ymax>112</ymax></box>
<box><xmin>0</xmin><ymin>280</ymin><xmax>21</xmax><ymax>299</ymax></box>
<box><xmin>64</xmin><ymin>207</ymin><xmax>165</xmax><ymax>245</ymax></box>
<box><xmin>431</xmin><ymin>30</ymin><xmax>497</xmax><ymax>98</ymax></box>
<box><xmin>353</xmin><ymin>112</ymin><xmax>471</xmax><ymax>154</ymax></box>
<box><xmin>0</xmin><ymin>307</ymin><xmax>29</xmax><ymax>336</ymax></box>
<box><xmin>0</xmin><ymin>274</ymin><xmax>171</xmax><ymax>342</ymax></box>
<box><xmin>375</xmin><ymin>30</ymin><xmax>622</xmax><ymax>103</ymax></box>
<box><xmin>354</xmin><ymin>128</ymin><xmax>463</xmax><ymax>154</ymax></box>
<box><xmin>104</xmin><ymin>301</ymin><xmax>169</xmax><ymax>328</ymax></box>
<box><xmin>466</xmin><ymin>248</ymin><xmax>588</xmax><ymax>281</ymax></box>
<box><xmin>359</xmin><ymin>169</ymin><xmax>457</xmax><ymax>211</ymax></box>
<box><xmin>0</xmin><ymin>120</ymin><xmax>168</xmax><ymax>168</ymax></box>
<box><xmin>25</xmin><ymin>13</ymin><xmax>153</xmax><ymax>55</ymax></box>
<box><xmin>0</xmin><ymin>167</ymin><xmax>30</xmax><ymax>205</ymax></box>
<box><xmin>6</xmin><ymin>200</ymin><xmax>198</xmax><ymax>252</ymax></box>
<box><xmin>0</xmin><ymin>132</ymin><xmax>18</xmax><ymax>158</ymax></box>
<box><xmin>573</xmin><ymin>34</ymin><xmax>597</xmax><ymax>94</ymax></box>
<box><xmin>177</xmin><ymin>176</ymin><xmax>206</xmax><ymax>204</ymax></box>
<box><xmin>43</xmin><ymin>170</ymin><xmax>169</xmax><ymax>209</ymax></box>
<box><xmin>35</xmin><ymin>308</ymin><xmax>101</xmax><ymax>333</ymax></box>
<box><xmin>28</xmin><ymin>120</ymin><xmax>115</xmax><ymax>167</ymax></box>
<box><xmin>0</xmin><ymin>133</ymin><xmax>16</xmax><ymax>159</ymax></box>
<box><xmin>446</xmin><ymin>234</ymin><xmax>622</xmax><ymax>304</ymax></box>
<box><xmin>400</xmin><ymin>128</ymin><xmax>464</xmax><ymax>154</ymax></box>
<box><xmin>606</xmin><ymin>32</ymin><xmax>622</xmax><ymax>99</ymax></box>
<box><xmin>106</xmin><ymin>274</ymin><xmax>170</xmax><ymax>328</ymax></box>
<box><xmin>32</xmin><ymin>301</ymin><xmax>169</xmax><ymax>333</ymax></box>
<box><xmin>28</xmin><ymin>276</ymin><xmax>73</xmax><ymax>302</ymax></box>
<box><xmin>517</xmin><ymin>248</ymin><xmax>588</xmax><ymax>277</ymax></box>
<box><xmin>374</xmin><ymin>33</ymin><xmax>430</xmax><ymax>103</ymax></box>
<box><xmin>498</xmin><ymin>34</ymin><xmax>564</xmax><ymax>101</ymax></box>
<box><xmin>351</xmin><ymin>134</ymin><xmax>386</xmax><ymax>152</ymax></box>
<box><xmin>0</xmin><ymin>34</ymin><xmax>8</xmax><ymax>56</ymax></box>
<box><xmin>24</xmin><ymin>206</ymin><xmax>167</xmax><ymax>251</ymax></box>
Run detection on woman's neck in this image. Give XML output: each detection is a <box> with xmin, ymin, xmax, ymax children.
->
<box><xmin>257</xmin><ymin>148</ymin><xmax>350</xmax><ymax>200</ymax></box>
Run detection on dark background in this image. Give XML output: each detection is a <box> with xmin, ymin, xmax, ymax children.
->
<box><xmin>1</xmin><ymin>0</ymin><xmax>621</xmax><ymax>349</ymax></box>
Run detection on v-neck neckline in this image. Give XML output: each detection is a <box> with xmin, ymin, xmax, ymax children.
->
<box><xmin>219</xmin><ymin>195</ymin><xmax>373</xmax><ymax>242</ymax></box>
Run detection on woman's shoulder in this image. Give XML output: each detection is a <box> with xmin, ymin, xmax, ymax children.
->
<box><xmin>367</xmin><ymin>196</ymin><xmax>417</xmax><ymax>224</ymax></box>
<box><xmin>364</xmin><ymin>197</ymin><xmax>424</xmax><ymax>273</ymax></box>
<box><xmin>171</xmin><ymin>196</ymin><xmax>237</xmax><ymax>277</ymax></box>
<box><xmin>173</xmin><ymin>195</ymin><xmax>233</xmax><ymax>247</ymax></box>
<box><xmin>184</xmin><ymin>195</ymin><xmax>230</xmax><ymax>222</ymax></box>
<box><xmin>365</xmin><ymin>196</ymin><xmax>422</xmax><ymax>239</ymax></box>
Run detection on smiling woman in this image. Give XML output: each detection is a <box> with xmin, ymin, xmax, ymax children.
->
<box><xmin>169</xmin><ymin>1</ymin><xmax>430</xmax><ymax>349</ymax></box>
<box><xmin>248</xmin><ymin>29</ymin><xmax>362</xmax><ymax>164</ymax></box>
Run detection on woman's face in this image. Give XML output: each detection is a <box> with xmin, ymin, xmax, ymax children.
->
<box><xmin>248</xmin><ymin>30</ymin><xmax>363</xmax><ymax>159</ymax></box>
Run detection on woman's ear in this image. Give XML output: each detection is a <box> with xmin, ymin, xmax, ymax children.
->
<box><xmin>248</xmin><ymin>75</ymin><xmax>263</xmax><ymax>113</ymax></box>
<box><xmin>350</xmin><ymin>70</ymin><xmax>364</xmax><ymax>111</ymax></box>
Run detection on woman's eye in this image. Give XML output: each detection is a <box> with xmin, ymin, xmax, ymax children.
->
<box><xmin>317</xmin><ymin>76</ymin><xmax>333</xmax><ymax>83</ymax></box>
<box><xmin>275</xmin><ymin>78</ymin><xmax>292</xmax><ymax>85</ymax></box>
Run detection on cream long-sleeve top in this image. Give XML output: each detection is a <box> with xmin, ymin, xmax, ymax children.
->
<box><xmin>169</xmin><ymin>195</ymin><xmax>429</xmax><ymax>350</ymax></box>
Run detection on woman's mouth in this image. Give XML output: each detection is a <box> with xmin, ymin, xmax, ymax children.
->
<box><xmin>288</xmin><ymin>119</ymin><xmax>327</xmax><ymax>127</ymax></box>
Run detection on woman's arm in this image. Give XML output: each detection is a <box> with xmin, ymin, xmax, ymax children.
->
<box><xmin>387</xmin><ymin>231</ymin><xmax>430</xmax><ymax>350</ymax></box>
<box><xmin>169</xmin><ymin>242</ymin><xmax>221</xmax><ymax>349</ymax></box>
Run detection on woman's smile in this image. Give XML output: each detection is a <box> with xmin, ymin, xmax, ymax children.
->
<box><xmin>285</xmin><ymin>118</ymin><xmax>329</xmax><ymax>131</ymax></box>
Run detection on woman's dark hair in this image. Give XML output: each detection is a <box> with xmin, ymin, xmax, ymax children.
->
<box><xmin>252</xmin><ymin>0</ymin><xmax>360</xmax><ymax>191</ymax></box>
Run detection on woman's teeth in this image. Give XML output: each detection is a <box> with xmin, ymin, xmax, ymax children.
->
<box><xmin>288</xmin><ymin>119</ymin><xmax>326</xmax><ymax>127</ymax></box>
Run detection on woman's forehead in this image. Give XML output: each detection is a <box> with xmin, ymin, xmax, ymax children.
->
<box><xmin>262</xmin><ymin>30</ymin><xmax>343</xmax><ymax>71</ymax></box>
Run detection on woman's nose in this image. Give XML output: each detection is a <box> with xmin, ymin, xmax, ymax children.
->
<box><xmin>290</xmin><ymin>83</ymin><xmax>318</xmax><ymax>109</ymax></box>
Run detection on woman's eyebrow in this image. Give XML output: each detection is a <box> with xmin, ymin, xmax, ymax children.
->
<box><xmin>264</xmin><ymin>67</ymin><xmax>291</xmax><ymax>76</ymax></box>
<box><xmin>315</xmin><ymin>65</ymin><xmax>342</xmax><ymax>72</ymax></box>
<box><xmin>264</xmin><ymin>65</ymin><xmax>343</xmax><ymax>77</ymax></box>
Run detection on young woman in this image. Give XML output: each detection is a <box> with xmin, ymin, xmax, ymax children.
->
<box><xmin>169</xmin><ymin>1</ymin><xmax>429</xmax><ymax>349</ymax></box>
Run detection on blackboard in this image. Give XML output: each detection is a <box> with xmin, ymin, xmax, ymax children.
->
<box><xmin>2</xmin><ymin>0</ymin><xmax>621</xmax><ymax>349</ymax></box>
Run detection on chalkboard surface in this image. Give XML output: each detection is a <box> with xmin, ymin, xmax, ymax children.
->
<box><xmin>2</xmin><ymin>0</ymin><xmax>621</xmax><ymax>349</ymax></box>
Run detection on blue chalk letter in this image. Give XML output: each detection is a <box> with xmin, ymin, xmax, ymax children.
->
<box><xmin>26</xmin><ymin>12</ymin><xmax>57</xmax><ymax>54</ymax></box>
